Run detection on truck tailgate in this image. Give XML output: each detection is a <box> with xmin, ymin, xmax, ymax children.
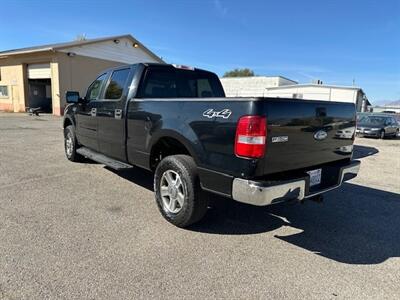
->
<box><xmin>263</xmin><ymin>99</ymin><xmax>356</xmax><ymax>175</ymax></box>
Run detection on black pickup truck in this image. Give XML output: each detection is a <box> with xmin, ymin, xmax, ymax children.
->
<box><xmin>63</xmin><ymin>63</ymin><xmax>360</xmax><ymax>227</ymax></box>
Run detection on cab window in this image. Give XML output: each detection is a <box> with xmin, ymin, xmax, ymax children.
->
<box><xmin>104</xmin><ymin>68</ymin><xmax>131</xmax><ymax>100</ymax></box>
<box><xmin>138</xmin><ymin>67</ymin><xmax>225</xmax><ymax>98</ymax></box>
<box><xmin>140</xmin><ymin>68</ymin><xmax>177</xmax><ymax>98</ymax></box>
<box><xmin>86</xmin><ymin>73</ymin><xmax>107</xmax><ymax>101</ymax></box>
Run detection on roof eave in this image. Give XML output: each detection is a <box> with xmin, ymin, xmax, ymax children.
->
<box><xmin>0</xmin><ymin>48</ymin><xmax>54</xmax><ymax>57</ymax></box>
<box><xmin>54</xmin><ymin>34</ymin><xmax>163</xmax><ymax>63</ymax></box>
<box><xmin>0</xmin><ymin>34</ymin><xmax>164</xmax><ymax>63</ymax></box>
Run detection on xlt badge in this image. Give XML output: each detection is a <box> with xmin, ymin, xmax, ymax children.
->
<box><xmin>271</xmin><ymin>136</ymin><xmax>288</xmax><ymax>143</ymax></box>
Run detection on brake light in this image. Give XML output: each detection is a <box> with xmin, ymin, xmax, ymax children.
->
<box><xmin>172</xmin><ymin>64</ymin><xmax>195</xmax><ymax>71</ymax></box>
<box><xmin>235</xmin><ymin>115</ymin><xmax>267</xmax><ymax>158</ymax></box>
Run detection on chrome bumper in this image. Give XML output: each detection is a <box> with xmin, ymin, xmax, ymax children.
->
<box><xmin>356</xmin><ymin>129</ymin><xmax>380</xmax><ymax>137</ymax></box>
<box><xmin>232</xmin><ymin>160</ymin><xmax>361</xmax><ymax>206</ymax></box>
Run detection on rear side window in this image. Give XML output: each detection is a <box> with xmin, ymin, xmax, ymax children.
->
<box><xmin>104</xmin><ymin>68</ymin><xmax>130</xmax><ymax>100</ymax></box>
<box><xmin>138</xmin><ymin>67</ymin><xmax>224</xmax><ymax>98</ymax></box>
<box><xmin>86</xmin><ymin>73</ymin><xmax>107</xmax><ymax>100</ymax></box>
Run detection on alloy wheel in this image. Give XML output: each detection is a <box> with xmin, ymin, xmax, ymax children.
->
<box><xmin>65</xmin><ymin>132</ymin><xmax>73</xmax><ymax>157</ymax></box>
<box><xmin>160</xmin><ymin>170</ymin><xmax>185</xmax><ymax>213</ymax></box>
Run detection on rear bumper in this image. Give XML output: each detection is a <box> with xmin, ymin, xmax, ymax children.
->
<box><xmin>232</xmin><ymin>160</ymin><xmax>360</xmax><ymax>206</ymax></box>
<box><xmin>356</xmin><ymin>129</ymin><xmax>380</xmax><ymax>137</ymax></box>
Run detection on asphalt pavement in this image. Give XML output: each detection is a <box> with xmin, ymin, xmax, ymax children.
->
<box><xmin>0</xmin><ymin>113</ymin><xmax>399</xmax><ymax>299</ymax></box>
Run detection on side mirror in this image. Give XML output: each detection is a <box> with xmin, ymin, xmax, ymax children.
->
<box><xmin>66</xmin><ymin>91</ymin><xmax>80</xmax><ymax>103</ymax></box>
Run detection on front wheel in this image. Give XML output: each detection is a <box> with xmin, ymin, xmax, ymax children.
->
<box><xmin>64</xmin><ymin>125</ymin><xmax>82</xmax><ymax>162</ymax></box>
<box><xmin>154</xmin><ymin>155</ymin><xmax>208</xmax><ymax>228</ymax></box>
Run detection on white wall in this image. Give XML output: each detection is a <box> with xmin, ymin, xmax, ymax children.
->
<box><xmin>372</xmin><ymin>106</ymin><xmax>400</xmax><ymax>113</ymax></box>
<box><xmin>221</xmin><ymin>76</ymin><xmax>367</xmax><ymax>111</ymax></box>
<box><xmin>220</xmin><ymin>76</ymin><xmax>296</xmax><ymax>97</ymax></box>
<box><xmin>264</xmin><ymin>86</ymin><xmax>358</xmax><ymax>103</ymax></box>
<box><xmin>59</xmin><ymin>37</ymin><xmax>160</xmax><ymax>64</ymax></box>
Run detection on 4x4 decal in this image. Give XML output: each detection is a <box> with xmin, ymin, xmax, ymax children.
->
<box><xmin>202</xmin><ymin>108</ymin><xmax>232</xmax><ymax>119</ymax></box>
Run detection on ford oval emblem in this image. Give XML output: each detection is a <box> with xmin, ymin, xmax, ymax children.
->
<box><xmin>314</xmin><ymin>130</ymin><xmax>328</xmax><ymax>141</ymax></box>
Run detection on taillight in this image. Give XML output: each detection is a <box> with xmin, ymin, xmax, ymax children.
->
<box><xmin>235</xmin><ymin>115</ymin><xmax>267</xmax><ymax>158</ymax></box>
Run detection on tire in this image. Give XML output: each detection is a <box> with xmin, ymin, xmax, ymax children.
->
<box><xmin>64</xmin><ymin>125</ymin><xmax>82</xmax><ymax>162</ymax></box>
<box><xmin>154</xmin><ymin>155</ymin><xmax>208</xmax><ymax>228</ymax></box>
<box><xmin>380</xmin><ymin>130</ymin><xmax>385</xmax><ymax>139</ymax></box>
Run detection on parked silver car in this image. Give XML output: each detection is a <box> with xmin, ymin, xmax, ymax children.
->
<box><xmin>356</xmin><ymin>114</ymin><xmax>399</xmax><ymax>138</ymax></box>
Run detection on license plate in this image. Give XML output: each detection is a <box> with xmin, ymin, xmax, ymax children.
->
<box><xmin>307</xmin><ymin>169</ymin><xmax>322</xmax><ymax>186</ymax></box>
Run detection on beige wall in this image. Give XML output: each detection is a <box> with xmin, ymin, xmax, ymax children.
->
<box><xmin>0</xmin><ymin>63</ymin><xmax>25</xmax><ymax>112</ymax></box>
<box><xmin>56</xmin><ymin>53</ymin><xmax>123</xmax><ymax>114</ymax></box>
<box><xmin>0</xmin><ymin>51</ymin><xmax>123</xmax><ymax>115</ymax></box>
<box><xmin>0</xmin><ymin>51</ymin><xmax>56</xmax><ymax>113</ymax></box>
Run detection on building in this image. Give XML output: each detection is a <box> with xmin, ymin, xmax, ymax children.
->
<box><xmin>220</xmin><ymin>76</ymin><xmax>297</xmax><ymax>97</ymax></box>
<box><xmin>264</xmin><ymin>84</ymin><xmax>370</xmax><ymax>112</ymax></box>
<box><xmin>221</xmin><ymin>76</ymin><xmax>371</xmax><ymax>112</ymax></box>
<box><xmin>371</xmin><ymin>105</ymin><xmax>400</xmax><ymax>114</ymax></box>
<box><xmin>0</xmin><ymin>35</ymin><xmax>163</xmax><ymax>115</ymax></box>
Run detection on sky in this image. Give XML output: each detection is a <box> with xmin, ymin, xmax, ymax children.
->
<box><xmin>0</xmin><ymin>0</ymin><xmax>399</xmax><ymax>104</ymax></box>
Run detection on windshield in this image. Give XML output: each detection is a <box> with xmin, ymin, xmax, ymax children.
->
<box><xmin>359</xmin><ymin>116</ymin><xmax>387</xmax><ymax>126</ymax></box>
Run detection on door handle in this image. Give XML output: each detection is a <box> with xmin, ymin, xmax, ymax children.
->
<box><xmin>144</xmin><ymin>116</ymin><xmax>152</xmax><ymax>130</ymax></box>
<box><xmin>115</xmin><ymin>109</ymin><xmax>122</xmax><ymax>119</ymax></box>
<box><xmin>90</xmin><ymin>108</ymin><xmax>97</xmax><ymax>117</ymax></box>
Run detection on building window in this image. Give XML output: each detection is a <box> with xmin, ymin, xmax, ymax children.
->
<box><xmin>293</xmin><ymin>93</ymin><xmax>303</xmax><ymax>99</ymax></box>
<box><xmin>0</xmin><ymin>86</ymin><xmax>8</xmax><ymax>97</ymax></box>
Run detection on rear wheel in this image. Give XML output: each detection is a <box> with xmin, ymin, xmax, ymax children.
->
<box><xmin>64</xmin><ymin>125</ymin><xmax>82</xmax><ymax>162</ymax></box>
<box><xmin>154</xmin><ymin>155</ymin><xmax>208</xmax><ymax>228</ymax></box>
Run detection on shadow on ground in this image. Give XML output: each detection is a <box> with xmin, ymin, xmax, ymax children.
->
<box><xmin>107</xmin><ymin>167</ymin><xmax>154</xmax><ymax>191</ymax></box>
<box><xmin>110</xmin><ymin>166</ymin><xmax>400</xmax><ymax>265</ymax></box>
<box><xmin>352</xmin><ymin>145</ymin><xmax>379</xmax><ymax>159</ymax></box>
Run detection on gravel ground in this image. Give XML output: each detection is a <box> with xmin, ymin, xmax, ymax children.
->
<box><xmin>0</xmin><ymin>113</ymin><xmax>399</xmax><ymax>300</ymax></box>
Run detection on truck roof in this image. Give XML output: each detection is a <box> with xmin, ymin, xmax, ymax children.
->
<box><xmin>103</xmin><ymin>62</ymin><xmax>213</xmax><ymax>74</ymax></box>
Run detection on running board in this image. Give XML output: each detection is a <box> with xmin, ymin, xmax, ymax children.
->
<box><xmin>77</xmin><ymin>147</ymin><xmax>133</xmax><ymax>170</ymax></box>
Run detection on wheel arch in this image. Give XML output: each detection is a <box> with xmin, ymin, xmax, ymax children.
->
<box><xmin>149</xmin><ymin>130</ymin><xmax>202</xmax><ymax>171</ymax></box>
<box><xmin>63</xmin><ymin>115</ymin><xmax>75</xmax><ymax>129</ymax></box>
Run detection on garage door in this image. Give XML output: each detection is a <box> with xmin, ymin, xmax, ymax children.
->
<box><xmin>27</xmin><ymin>63</ymin><xmax>51</xmax><ymax>79</ymax></box>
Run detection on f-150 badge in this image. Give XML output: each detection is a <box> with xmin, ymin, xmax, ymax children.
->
<box><xmin>272</xmin><ymin>136</ymin><xmax>289</xmax><ymax>143</ymax></box>
<box><xmin>203</xmin><ymin>108</ymin><xmax>232</xmax><ymax>119</ymax></box>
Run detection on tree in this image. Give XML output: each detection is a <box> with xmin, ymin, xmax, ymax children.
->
<box><xmin>223</xmin><ymin>68</ymin><xmax>255</xmax><ymax>78</ymax></box>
